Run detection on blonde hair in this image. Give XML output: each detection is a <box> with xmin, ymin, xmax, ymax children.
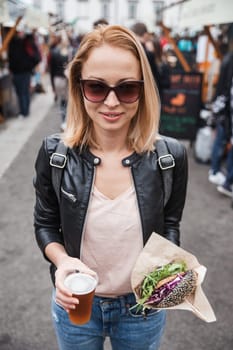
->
<box><xmin>63</xmin><ymin>25</ymin><xmax>161</xmax><ymax>153</ymax></box>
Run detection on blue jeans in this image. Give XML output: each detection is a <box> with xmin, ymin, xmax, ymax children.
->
<box><xmin>13</xmin><ymin>72</ymin><xmax>31</xmax><ymax>116</ymax></box>
<box><xmin>211</xmin><ymin>123</ymin><xmax>227</xmax><ymax>174</ymax></box>
<box><xmin>225</xmin><ymin>145</ymin><xmax>233</xmax><ymax>186</ymax></box>
<box><xmin>51</xmin><ymin>292</ymin><xmax>166</xmax><ymax>350</ymax></box>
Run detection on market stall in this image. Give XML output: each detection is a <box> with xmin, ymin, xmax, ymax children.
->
<box><xmin>158</xmin><ymin>0</ymin><xmax>233</xmax><ymax>141</ymax></box>
<box><xmin>178</xmin><ymin>0</ymin><xmax>233</xmax><ymax>102</ymax></box>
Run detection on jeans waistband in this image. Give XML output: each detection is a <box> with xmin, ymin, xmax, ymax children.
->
<box><xmin>94</xmin><ymin>293</ymin><xmax>136</xmax><ymax>308</ymax></box>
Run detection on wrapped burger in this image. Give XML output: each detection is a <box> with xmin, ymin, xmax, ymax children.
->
<box><xmin>135</xmin><ymin>260</ymin><xmax>197</xmax><ymax>310</ymax></box>
<box><xmin>131</xmin><ymin>233</ymin><xmax>216</xmax><ymax>322</ymax></box>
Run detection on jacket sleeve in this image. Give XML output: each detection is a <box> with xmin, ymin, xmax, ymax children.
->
<box><xmin>33</xmin><ymin>137</ymin><xmax>64</xmax><ymax>260</ymax></box>
<box><xmin>163</xmin><ymin>139</ymin><xmax>188</xmax><ymax>246</ymax></box>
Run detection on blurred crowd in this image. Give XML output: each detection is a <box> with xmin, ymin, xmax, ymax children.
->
<box><xmin>4</xmin><ymin>19</ymin><xmax>233</xmax><ymax>204</ymax></box>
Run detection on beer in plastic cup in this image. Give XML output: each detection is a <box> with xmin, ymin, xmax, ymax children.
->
<box><xmin>64</xmin><ymin>272</ymin><xmax>98</xmax><ymax>325</ymax></box>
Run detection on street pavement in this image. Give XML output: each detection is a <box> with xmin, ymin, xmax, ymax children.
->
<box><xmin>0</xmin><ymin>88</ymin><xmax>233</xmax><ymax>350</ymax></box>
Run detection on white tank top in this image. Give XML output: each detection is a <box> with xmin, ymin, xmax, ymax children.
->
<box><xmin>81</xmin><ymin>185</ymin><xmax>143</xmax><ymax>297</ymax></box>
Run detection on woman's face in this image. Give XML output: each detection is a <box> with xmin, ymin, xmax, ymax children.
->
<box><xmin>81</xmin><ymin>43</ymin><xmax>142</xmax><ymax>137</ymax></box>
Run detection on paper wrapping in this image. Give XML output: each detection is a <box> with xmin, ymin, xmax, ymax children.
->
<box><xmin>131</xmin><ymin>232</ymin><xmax>216</xmax><ymax>323</ymax></box>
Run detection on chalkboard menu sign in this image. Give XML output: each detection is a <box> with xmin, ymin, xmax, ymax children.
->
<box><xmin>160</xmin><ymin>72</ymin><xmax>203</xmax><ymax>140</ymax></box>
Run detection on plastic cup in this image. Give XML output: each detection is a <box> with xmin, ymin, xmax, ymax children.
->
<box><xmin>64</xmin><ymin>272</ymin><xmax>98</xmax><ymax>325</ymax></box>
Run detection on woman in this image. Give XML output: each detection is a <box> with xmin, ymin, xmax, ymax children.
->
<box><xmin>34</xmin><ymin>25</ymin><xmax>188</xmax><ymax>350</ymax></box>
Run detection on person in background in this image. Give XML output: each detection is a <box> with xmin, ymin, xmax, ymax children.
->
<box><xmin>33</xmin><ymin>25</ymin><xmax>188</xmax><ymax>350</ymax></box>
<box><xmin>93</xmin><ymin>18</ymin><xmax>109</xmax><ymax>29</ymax></box>
<box><xmin>49</xmin><ymin>33</ymin><xmax>72</xmax><ymax>131</ymax></box>
<box><xmin>47</xmin><ymin>34</ymin><xmax>61</xmax><ymax>101</ymax></box>
<box><xmin>208</xmin><ymin>24</ymin><xmax>233</xmax><ymax>194</ymax></box>
<box><xmin>151</xmin><ymin>37</ymin><xmax>171</xmax><ymax>101</ymax></box>
<box><xmin>31</xmin><ymin>29</ymin><xmax>46</xmax><ymax>94</ymax></box>
<box><xmin>217</xmin><ymin>76</ymin><xmax>233</xmax><ymax>198</ymax></box>
<box><xmin>8</xmin><ymin>30</ymin><xmax>41</xmax><ymax>118</ymax></box>
<box><xmin>131</xmin><ymin>22</ymin><xmax>162</xmax><ymax>94</ymax></box>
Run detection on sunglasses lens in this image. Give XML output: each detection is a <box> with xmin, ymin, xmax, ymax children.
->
<box><xmin>116</xmin><ymin>82</ymin><xmax>142</xmax><ymax>103</ymax></box>
<box><xmin>82</xmin><ymin>81</ymin><xmax>107</xmax><ymax>102</ymax></box>
<box><xmin>81</xmin><ymin>80</ymin><xmax>143</xmax><ymax>103</ymax></box>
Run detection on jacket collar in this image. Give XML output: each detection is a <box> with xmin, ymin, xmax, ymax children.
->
<box><xmin>79</xmin><ymin>146</ymin><xmax>142</xmax><ymax>167</ymax></box>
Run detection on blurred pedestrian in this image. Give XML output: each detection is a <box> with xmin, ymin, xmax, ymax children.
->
<box><xmin>93</xmin><ymin>18</ymin><xmax>109</xmax><ymax>28</ymax></box>
<box><xmin>8</xmin><ymin>30</ymin><xmax>41</xmax><ymax>118</ymax></box>
<box><xmin>49</xmin><ymin>33</ymin><xmax>72</xmax><ymax>130</ymax></box>
<box><xmin>131</xmin><ymin>22</ymin><xmax>162</xmax><ymax>94</ymax></box>
<box><xmin>33</xmin><ymin>25</ymin><xmax>188</xmax><ymax>350</ymax></box>
<box><xmin>32</xmin><ymin>30</ymin><xmax>47</xmax><ymax>94</ymax></box>
<box><xmin>47</xmin><ymin>33</ymin><xmax>60</xmax><ymax>101</ymax></box>
<box><xmin>151</xmin><ymin>37</ymin><xmax>171</xmax><ymax>101</ymax></box>
<box><xmin>217</xmin><ymin>76</ymin><xmax>233</xmax><ymax>197</ymax></box>
<box><xmin>208</xmin><ymin>24</ymin><xmax>233</xmax><ymax>190</ymax></box>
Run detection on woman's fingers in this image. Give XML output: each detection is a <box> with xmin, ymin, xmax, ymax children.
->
<box><xmin>54</xmin><ymin>256</ymin><xmax>98</xmax><ymax>312</ymax></box>
<box><xmin>55</xmin><ymin>288</ymin><xmax>79</xmax><ymax>311</ymax></box>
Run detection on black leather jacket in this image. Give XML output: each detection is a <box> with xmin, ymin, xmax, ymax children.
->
<box><xmin>34</xmin><ymin>134</ymin><xmax>188</xmax><ymax>284</ymax></box>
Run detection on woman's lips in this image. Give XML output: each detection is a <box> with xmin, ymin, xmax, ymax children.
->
<box><xmin>100</xmin><ymin>112</ymin><xmax>123</xmax><ymax>120</ymax></box>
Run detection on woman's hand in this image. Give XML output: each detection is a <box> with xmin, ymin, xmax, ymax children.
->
<box><xmin>54</xmin><ymin>255</ymin><xmax>97</xmax><ymax>312</ymax></box>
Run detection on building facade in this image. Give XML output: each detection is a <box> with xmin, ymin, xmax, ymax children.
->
<box><xmin>35</xmin><ymin>0</ymin><xmax>167</xmax><ymax>34</ymax></box>
<box><xmin>4</xmin><ymin>0</ymin><xmax>182</xmax><ymax>35</ymax></box>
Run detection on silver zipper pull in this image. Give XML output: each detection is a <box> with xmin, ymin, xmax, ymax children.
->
<box><xmin>61</xmin><ymin>188</ymin><xmax>77</xmax><ymax>203</ymax></box>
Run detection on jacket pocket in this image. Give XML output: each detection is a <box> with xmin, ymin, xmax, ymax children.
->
<box><xmin>61</xmin><ymin>187</ymin><xmax>78</xmax><ymax>205</ymax></box>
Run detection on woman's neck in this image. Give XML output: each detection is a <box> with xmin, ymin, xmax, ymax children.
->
<box><xmin>91</xmin><ymin>127</ymin><xmax>132</xmax><ymax>155</ymax></box>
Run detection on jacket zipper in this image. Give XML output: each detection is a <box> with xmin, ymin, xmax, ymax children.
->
<box><xmin>80</xmin><ymin>166</ymin><xmax>96</xmax><ymax>259</ymax></box>
<box><xmin>61</xmin><ymin>187</ymin><xmax>77</xmax><ymax>203</ymax></box>
<box><xmin>130</xmin><ymin>166</ymin><xmax>144</xmax><ymax>243</ymax></box>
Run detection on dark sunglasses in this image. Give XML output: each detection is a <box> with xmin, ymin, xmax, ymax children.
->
<box><xmin>80</xmin><ymin>79</ymin><xmax>144</xmax><ymax>103</ymax></box>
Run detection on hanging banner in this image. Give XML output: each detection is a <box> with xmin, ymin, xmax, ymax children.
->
<box><xmin>0</xmin><ymin>0</ymin><xmax>10</xmax><ymax>23</ymax></box>
<box><xmin>24</xmin><ymin>7</ymin><xmax>49</xmax><ymax>29</ymax></box>
<box><xmin>179</xmin><ymin>0</ymin><xmax>233</xmax><ymax>27</ymax></box>
<box><xmin>160</xmin><ymin>72</ymin><xmax>203</xmax><ymax>141</ymax></box>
